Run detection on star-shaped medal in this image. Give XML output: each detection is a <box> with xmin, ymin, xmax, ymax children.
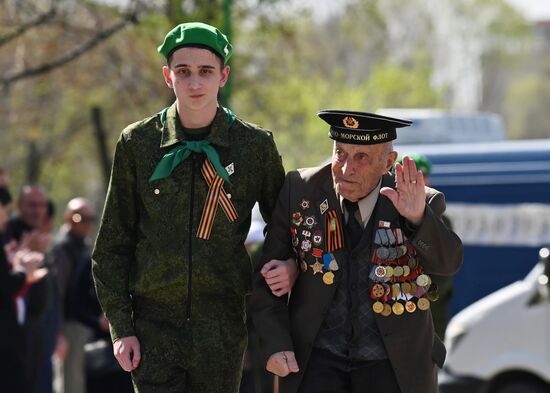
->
<box><xmin>309</xmin><ymin>260</ymin><xmax>324</xmax><ymax>275</ymax></box>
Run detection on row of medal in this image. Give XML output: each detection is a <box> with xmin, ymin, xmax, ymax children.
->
<box><xmin>370</xmin><ymin>226</ymin><xmax>439</xmax><ymax>316</ymax></box>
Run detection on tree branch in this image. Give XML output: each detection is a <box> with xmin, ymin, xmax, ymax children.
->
<box><xmin>1</xmin><ymin>12</ymin><xmax>139</xmax><ymax>87</ymax></box>
<box><xmin>0</xmin><ymin>7</ymin><xmax>57</xmax><ymax>48</ymax></box>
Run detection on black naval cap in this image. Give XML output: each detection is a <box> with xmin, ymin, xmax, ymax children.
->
<box><xmin>317</xmin><ymin>109</ymin><xmax>413</xmax><ymax>145</ymax></box>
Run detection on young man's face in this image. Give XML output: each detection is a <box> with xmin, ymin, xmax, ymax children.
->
<box><xmin>331</xmin><ymin>142</ymin><xmax>397</xmax><ymax>202</ymax></box>
<box><xmin>162</xmin><ymin>47</ymin><xmax>229</xmax><ymax>114</ymax></box>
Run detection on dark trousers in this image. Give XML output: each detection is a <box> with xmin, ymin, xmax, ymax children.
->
<box><xmin>298</xmin><ymin>348</ymin><xmax>401</xmax><ymax>393</ymax></box>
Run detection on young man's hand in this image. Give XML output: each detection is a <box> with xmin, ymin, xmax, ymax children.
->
<box><xmin>114</xmin><ymin>336</ymin><xmax>141</xmax><ymax>372</ymax></box>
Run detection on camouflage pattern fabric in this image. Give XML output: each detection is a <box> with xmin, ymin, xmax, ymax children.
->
<box><xmin>92</xmin><ymin>102</ymin><xmax>285</xmax><ymax>392</ymax></box>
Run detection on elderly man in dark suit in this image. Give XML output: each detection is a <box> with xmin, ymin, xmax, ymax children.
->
<box><xmin>250</xmin><ymin>110</ymin><xmax>463</xmax><ymax>393</ymax></box>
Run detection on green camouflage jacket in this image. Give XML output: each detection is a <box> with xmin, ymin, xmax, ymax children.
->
<box><xmin>92</xmin><ymin>103</ymin><xmax>285</xmax><ymax>341</ymax></box>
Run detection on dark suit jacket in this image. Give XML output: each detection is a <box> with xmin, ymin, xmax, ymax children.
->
<box><xmin>250</xmin><ymin>164</ymin><xmax>463</xmax><ymax>393</ymax></box>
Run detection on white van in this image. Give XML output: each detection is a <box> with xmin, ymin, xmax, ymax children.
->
<box><xmin>439</xmin><ymin>247</ymin><xmax>550</xmax><ymax>393</ymax></box>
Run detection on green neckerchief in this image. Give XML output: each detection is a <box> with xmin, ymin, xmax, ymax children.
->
<box><xmin>149</xmin><ymin>107</ymin><xmax>236</xmax><ymax>183</ymax></box>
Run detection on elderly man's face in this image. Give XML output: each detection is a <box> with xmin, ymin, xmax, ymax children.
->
<box><xmin>18</xmin><ymin>187</ymin><xmax>48</xmax><ymax>229</ymax></box>
<box><xmin>331</xmin><ymin>142</ymin><xmax>397</xmax><ymax>202</ymax></box>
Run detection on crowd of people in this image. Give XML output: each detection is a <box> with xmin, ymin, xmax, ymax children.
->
<box><xmin>0</xmin><ymin>167</ymin><xmax>133</xmax><ymax>393</ymax></box>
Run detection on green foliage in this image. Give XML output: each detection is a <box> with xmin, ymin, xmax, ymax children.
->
<box><xmin>505</xmin><ymin>74</ymin><xmax>550</xmax><ymax>139</ymax></box>
<box><xmin>0</xmin><ymin>0</ymin><xmax>540</xmax><ymax>221</ymax></box>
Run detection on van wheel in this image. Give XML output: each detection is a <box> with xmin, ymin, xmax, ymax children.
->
<box><xmin>495</xmin><ymin>382</ymin><xmax>549</xmax><ymax>393</ymax></box>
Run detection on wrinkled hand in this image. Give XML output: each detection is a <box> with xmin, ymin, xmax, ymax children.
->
<box><xmin>261</xmin><ymin>258</ymin><xmax>298</xmax><ymax>297</ymax></box>
<box><xmin>381</xmin><ymin>155</ymin><xmax>426</xmax><ymax>226</ymax></box>
<box><xmin>114</xmin><ymin>336</ymin><xmax>141</xmax><ymax>372</ymax></box>
<box><xmin>266</xmin><ymin>351</ymin><xmax>299</xmax><ymax>377</ymax></box>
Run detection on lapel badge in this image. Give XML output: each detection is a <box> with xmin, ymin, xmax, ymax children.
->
<box><xmin>301</xmin><ymin>260</ymin><xmax>308</xmax><ymax>272</ymax></box>
<box><xmin>225</xmin><ymin>162</ymin><xmax>235</xmax><ymax>176</ymax></box>
<box><xmin>313</xmin><ymin>230</ymin><xmax>322</xmax><ymax>245</ymax></box>
<box><xmin>312</xmin><ymin>248</ymin><xmax>323</xmax><ymax>258</ymax></box>
<box><xmin>329</xmin><ymin>217</ymin><xmax>337</xmax><ymax>231</ymax></box>
<box><xmin>300</xmin><ymin>199</ymin><xmax>310</xmax><ymax>210</ymax></box>
<box><xmin>301</xmin><ymin>239</ymin><xmax>312</xmax><ymax>252</ymax></box>
<box><xmin>292</xmin><ymin>212</ymin><xmax>303</xmax><ymax>226</ymax></box>
<box><xmin>323</xmin><ymin>252</ymin><xmax>336</xmax><ymax>271</ymax></box>
<box><xmin>310</xmin><ymin>260</ymin><xmax>324</xmax><ymax>275</ymax></box>
<box><xmin>301</xmin><ymin>229</ymin><xmax>311</xmax><ymax>238</ymax></box>
<box><xmin>304</xmin><ymin>216</ymin><xmax>317</xmax><ymax>228</ymax></box>
<box><xmin>319</xmin><ymin>199</ymin><xmax>329</xmax><ymax>215</ymax></box>
<box><xmin>329</xmin><ymin>259</ymin><xmax>339</xmax><ymax>271</ymax></box>
<box><xmin>378</xmin><ymin>220</ymin><xmax>391</xmax><ymax>228</ymax></box>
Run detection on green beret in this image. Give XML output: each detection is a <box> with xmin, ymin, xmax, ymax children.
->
<box><xmin>397</xmin><ymin>153</ymin><xmax>432</xmax><ymax>176</ymax></box>
<box><xmin>158</xmin><ymin>22</ymin><xmax>233</xmax><ymax>64</ymax></box>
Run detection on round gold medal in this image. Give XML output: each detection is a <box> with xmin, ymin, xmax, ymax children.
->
<box><xmin>393</xmin><ymin>266</ymin><xmax>404</xmax><ymax>277</ymax></box>
<box><xmin>392</xmin><ymin>302</ymin><xmax>405</xmax><ymax>315</ymax></box>
<box><xmin>408</xmin><ymin>256</ymin><xmax>418</xmax><ymax>269</ymax></box>
<box><xmin>416</xmin><ymin>274</ymin><xmax>430</xmax><ymax>287</ymax></box>
<box><xmin>372</xmin><ymin>301</ymin><xmax>384</xmax><ymax>314</ymax></box>
<box><xmin>405</xmin><ymin>300</ymin><xmax>417</xmax><ymax>313</ymax></box>
<box><xmin>417</xmin><ymin>298</ymin><xmax>430</xmax><ymax>311</ymax></box>
<box><xmin>323</xmin><ymin>271</ymin><xmax>335</xmax><ymax>285</ymax></box>
<box><xmin>403</xmin><ymin>265</ymin><xmax>411</xmax><ymax>277</ymax></box>
<box><xmin>372</xmin><ymin>283</ymin><xmax>385</xmax><ymax>298</ymax></box>
<box><xmin>391</xmin><ymin>283</ymin><xmax>401</xmax><ymax>298</ymax></box>
<box><xmin>385</xmin><ymin>266</ymin><xmax>394</xmax><ymax>278</ymax></box>
<box><xmin>402</xmin><ymin>282</ymin><xmax>412</xmax><ymax>294</ymax></box>
<box><xmin>381</xmin><ymin>303</ymin><xmax>392</xmax><ymax>317</ymax></box>
<box><xmin>427</xmin><ymin>288</ymin><xmax>440</xmax><ymax>302</ymax></box>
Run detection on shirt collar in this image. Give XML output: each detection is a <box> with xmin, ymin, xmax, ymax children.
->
<box><xmin>159</xmin><ymin>102</ymin><xmax>231</xmax><ymax>148</ymax></box>
<box><xmin>339</xmin><ymin>179</ymin><xmax>382</xmax><ymax>228</ymax></box>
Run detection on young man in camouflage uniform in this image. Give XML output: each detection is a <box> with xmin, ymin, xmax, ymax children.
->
<box><xmin>92</xmin><ymin>22</ymin><xmax>289</xmax><ymax>393</ymax></box>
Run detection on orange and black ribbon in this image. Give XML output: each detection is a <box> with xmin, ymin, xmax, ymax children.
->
<box><xmin>325</xmin><ymin>210</ymin><xmax>344</xmax><ymax>252</ymax></box>
<box><xmin>197</xmin><ymin>159</ymin><xmax>238</xmax><ymax>240</ymax></box>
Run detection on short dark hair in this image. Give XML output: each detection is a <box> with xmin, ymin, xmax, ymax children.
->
<box><xmin>167</xmin><ymin>44</ymin><xmax>225</xmax><ymax>69</ymax></box>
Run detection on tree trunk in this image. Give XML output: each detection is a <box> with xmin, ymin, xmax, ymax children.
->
<box><xmin>91</xmin><ymin>106</ymin><xmax>112</xmax><ymax>192</ymax></box>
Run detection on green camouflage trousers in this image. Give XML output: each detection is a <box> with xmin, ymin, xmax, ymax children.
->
<box><xmin>131</xmin><ymin>298</ymin><xmax>247</xmax><ymax>393</ymax></box>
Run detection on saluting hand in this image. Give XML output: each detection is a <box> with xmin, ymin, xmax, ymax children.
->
<box><xmin>380</xmin><ymin>155</ymin><xmax>426</xmax><ymax>226</ymax></box>
<box><xmin>266</xmin><ymin>351</ymin><xmax>299</xmax><ymax>377</ymax></box>
<box><xmin>261</xmin><ymin>258</ymin><xmax>299</xmax><ymax>297</ymax></box>
<box><xmin>114</xmin><ymin>336</ymin><xmax>141</xmax><ymax>372</ymax></box>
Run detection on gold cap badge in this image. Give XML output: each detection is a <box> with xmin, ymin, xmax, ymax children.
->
<box><xmin>342</xmin><ymin>116</ymin><xmax>359</xmax><ymax>129</ymax></box>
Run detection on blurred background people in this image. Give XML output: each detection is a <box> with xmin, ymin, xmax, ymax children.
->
<box><xmin>3</xmin><ymin>183</ymin><xmax>54</xmax><ymax>393</ymax></box>
<box><xmin>48</xmin><ymin>198</ymin><xmax>98</xmax><ymax>393</ymax></box>
<box><xmin>0</xmin><ymin>171</ymin><xmax>48</xmax><ymax>393</ymax></box>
